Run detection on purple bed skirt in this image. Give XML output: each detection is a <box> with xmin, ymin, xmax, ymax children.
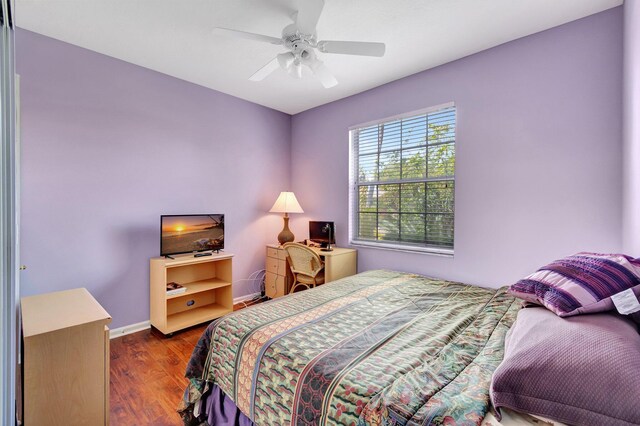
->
<box><xmin>202</xmin><ymin>384</ymin><xmax>254</xmax><ymax>426</ymax></box>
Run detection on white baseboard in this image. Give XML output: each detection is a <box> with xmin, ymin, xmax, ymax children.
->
<box><xmin>234</xmin><ymin>292</ymin><xmax>261</xmax><ymax>304</ymax></box>
<box><xmin>109</xmin><ymin>320</ymin><xmax>150</xmax><ymax>339</ymax></box>
<box><xmin>109</xmin><ymin>293</ymin><xmax>261</xmax><ymax>340</ymax></box>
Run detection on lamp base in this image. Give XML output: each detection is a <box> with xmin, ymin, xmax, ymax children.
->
<box><xmin>277</xmin><ymin>215</ymin><xmax>295</xmax><ymax>245</ymax></box>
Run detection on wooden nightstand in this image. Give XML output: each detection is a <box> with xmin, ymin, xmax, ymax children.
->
<box><xmin>265</xmin><ymin>244</ymin><xmax>357</xmax><ymax>298</ymax></box>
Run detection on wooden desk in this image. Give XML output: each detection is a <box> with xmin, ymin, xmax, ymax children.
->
<box><xmin>310</xmin><ymin>246</ymin><xmax>358</xmax><ymax>282</ymax></box>
<box><xmin>21</xmin><ymin>288</ymin><xmax>111</xmax><ymax>426</ymax></box>
<box><xmin>265</xmin><ymin>244</ymin><xmax>357</xmax><ymax>298</ymax></box>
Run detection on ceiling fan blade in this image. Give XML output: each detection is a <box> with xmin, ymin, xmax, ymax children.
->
<box><xmin>317</xmin><ymin>40</ymin><xmax>386</xmax><ymax>57</ymax></box>
<box><xmin>213</xmin><ymin>27</ymin><xmax>282</xmax><ymax>45</ymax></box>
<box><xmin>249</xmin><ymin>57</ymin><xmax>280</xmax><ymax>81</ymax></box>
<box><xmin>310</xmin><ymin>61</ymin><xmax>337</xmax><ymax>88</ymax></box>
<box><xmin>295</xmin><ymin>0</ymin><xmax>324</xmax><ymax>35</ymax></box>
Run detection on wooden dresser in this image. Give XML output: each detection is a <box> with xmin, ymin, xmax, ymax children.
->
<box><xmin>21</xmin><ymin>288</ymin><xmax>112</xmax><ymax>426</ymax></box>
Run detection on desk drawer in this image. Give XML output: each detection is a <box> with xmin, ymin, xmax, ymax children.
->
<box><xmin>266</xmin><ymin>246</ymin><xmax>286</xmax><ymax>260</ymax></box>
<box><xmin>266</xmin><ymin>256</ymin><xmax>287</xmax><ymax>276</ymax></box>
<box><xmin>265</xmin><ymin>272</ymin><xmax>286</xmax><ymax>298</ymax></box>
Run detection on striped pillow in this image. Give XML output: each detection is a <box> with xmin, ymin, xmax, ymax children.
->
<box><xmin>509</xmin><ymin>252</ymin><xmax>640</xmax><ymax>317</ymax></box>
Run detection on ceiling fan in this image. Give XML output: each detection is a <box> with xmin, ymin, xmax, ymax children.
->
<box><xmin>213</xmin><ymin>0</ymin><xmax>386</xmax><ymax>88</ymax></box>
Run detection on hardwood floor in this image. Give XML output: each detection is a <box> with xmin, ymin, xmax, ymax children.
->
<box><xmin>109</xmin><ymin>300</ymin><xmax>262</xmax><ymax>425</ymax></box>
<box><xmin>110</xmin><ymin>323</ymin><xmax>207</xmax><ymax>425</ymax></box>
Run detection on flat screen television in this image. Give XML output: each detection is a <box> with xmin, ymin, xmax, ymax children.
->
<box><xmin>161</xmin><ymin>214</ymin><xmax>224</xmax><ymax>256</ymax></box>
<box><xmin>309</xmin><ymin>221</ymin><xmax>335</xmax><ymax>248</ymax></box>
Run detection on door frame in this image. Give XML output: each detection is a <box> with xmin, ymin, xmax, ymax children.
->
<box><xmin>0</xmin><ymin>0</ymin><xmax>18</xmax><ymax>423</ymax></box>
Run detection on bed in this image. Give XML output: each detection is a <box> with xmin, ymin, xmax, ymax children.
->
<box><xmin>178</xmin><ymin>269</ymin><xmax>523</xmax><ymax>425</ymax></box>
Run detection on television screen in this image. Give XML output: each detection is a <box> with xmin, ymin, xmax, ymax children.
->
<box><xmin>309</xmin><ymin>221</ymin><xmax>335</xmax><ymax>247</ymax></box>
<box><xmin>161</xmin><ymin>214</ymin><xmax>224</xmax><ymax>256</ymax></box>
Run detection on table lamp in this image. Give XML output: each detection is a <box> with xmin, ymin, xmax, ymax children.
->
<box><xmin>270</xmin><ymin>191</ymin><xmax>304</xmax><ymax>245</ymax></box>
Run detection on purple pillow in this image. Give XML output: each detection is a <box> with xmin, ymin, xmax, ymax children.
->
<box><xmin>491</xmin><ymin>307</ymin><xmax>640</xmax><ymax>426</ymax></box>
<box><xmin>508</xmin><ymin>252</ymin><xmax>640</xmax><ymax>319</ymax></box>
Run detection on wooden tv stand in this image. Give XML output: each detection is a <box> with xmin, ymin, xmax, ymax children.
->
<box><xmin>150</xmin><ymin>253</ymin><xmax>233</xmax><ymax>335</ymax></box>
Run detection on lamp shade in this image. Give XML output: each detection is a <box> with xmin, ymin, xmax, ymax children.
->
<box><xmin>269</xmin><ymin>192</ymin><xmax>304</xmax><ymax>214</ymax></box>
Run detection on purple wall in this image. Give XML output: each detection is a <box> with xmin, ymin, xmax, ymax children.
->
<box><xmin>17</xmin><ymin>30</ymin><xmax>291</xmax><ymax>328</ymax></box>
<box><xmin>290</xmin><ymin>9</ymin><xmax>624</xmax><ymax>288</ymax></box>
<box><xmin>623</xmin><ymin>1</ymin><xmax>640</xmax><ymax>254</ymax></box>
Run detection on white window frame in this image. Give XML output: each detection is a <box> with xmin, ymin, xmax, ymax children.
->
<box><xmin>348</xmin><ymin>102</ymin><xmax>456</xmax><ymax>256</ymax></box>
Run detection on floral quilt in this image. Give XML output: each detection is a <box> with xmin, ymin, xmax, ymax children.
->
<box><xmin>179</xmin><ymin>269</ymin><xmax>520</xmax><ymax>426</ymax></box>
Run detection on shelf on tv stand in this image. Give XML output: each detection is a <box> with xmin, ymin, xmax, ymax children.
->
<box><xmin>166</xmin><ymin>278</ymin><xmax>231</xmax><ymax>299</ymax></box>
<box><xmin>165</xmin><ymin>303</ymin><xmax>231</xmax><ymax>334</ymax></box>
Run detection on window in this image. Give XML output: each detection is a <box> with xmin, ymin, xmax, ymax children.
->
<box><xmin>349</xmin><ymin>103</ymin><xmax>456</xmax><ymax>254</ymax></box>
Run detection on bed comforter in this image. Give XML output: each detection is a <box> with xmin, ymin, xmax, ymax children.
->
<box><xmin>179</xmin><ymin>270</ymin><xmax>520</xmax><ymax>426</ymax></box>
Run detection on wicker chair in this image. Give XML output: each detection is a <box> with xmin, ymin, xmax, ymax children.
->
<box><xmin>282</xmin><ymin>242</ymin><xmax>325</xmax><ymax>294</ymax></box>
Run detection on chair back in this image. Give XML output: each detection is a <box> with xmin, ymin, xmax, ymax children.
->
<box><xmin>282</xmin><ymin>243</ymin><xmax>323</xmax><ymax>277</ymax></box>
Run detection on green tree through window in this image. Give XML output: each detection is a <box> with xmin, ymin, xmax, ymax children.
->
<box><xmin>351</xmin><ymin>105</ymin><xmax>455</xmax><ymax>250</ymax></box>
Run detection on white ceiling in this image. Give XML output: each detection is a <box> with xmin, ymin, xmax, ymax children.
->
<box><xmin>16</xmin><ymin>0</ymin><xmax>622</xmax><ymax>114</ymax></box>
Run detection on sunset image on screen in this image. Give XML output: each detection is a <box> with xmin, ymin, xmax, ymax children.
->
<box><xmin>162</xmin><ymin>216</ymin><xmax>216</xmax><ymax>235</ymax></box>
<box><xmin>161</xmin><ymin>215</ymin><xmax>224</xmax><ymax>255</ymax></box>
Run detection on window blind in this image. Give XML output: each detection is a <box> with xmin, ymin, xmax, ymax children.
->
<box><xmin>350</xmin><ymin>104</ymin><xmax>456</xmax><ymax>252</ymax></box>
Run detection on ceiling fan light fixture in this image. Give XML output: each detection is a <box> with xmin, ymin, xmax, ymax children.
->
<box><xmin>300</xmin><ymin>49</ymin><xmax>337</xmax><ymax>88</ymax></box>
<box><xmin>312</xmin><ymin>62</ymin><xmax>338</xmax><ymax>88</ymax></box>
<box><xmin>289</xmin><ymin>63</ymin><xmax>303</xmax><ymax>79</ymax></box>
<box><xmin>277</xmin><ymin>52</ymin><xmax>295</xmax><ymax>69</ymax></box>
